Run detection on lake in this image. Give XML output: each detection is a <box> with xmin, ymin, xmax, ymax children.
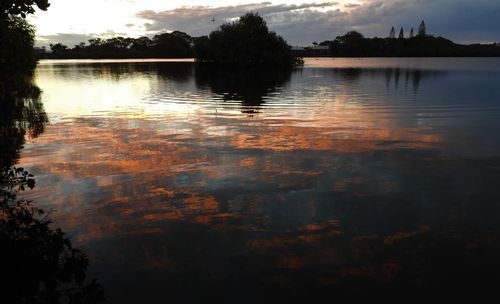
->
<box><xmin>10</xmin><ymin>58</ymin><xmax>500</xmax><ymax>302</ymax></box>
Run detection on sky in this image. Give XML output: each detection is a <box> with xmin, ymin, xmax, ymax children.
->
<box><xmin>29</xmin><ymin>0</ymin><xmax>500</xmax><ymax>47</ymax></box>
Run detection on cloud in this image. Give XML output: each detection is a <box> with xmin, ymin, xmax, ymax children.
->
<box><xmin>136</xmin><ymin>2</ymin><xmax>341</xmax><ymax>44</ymax></box>
<box><xmin>35</xmin><ymin>0</ymin><xmax>500</xmax><ymax>46</ymax></box>
<box><xmin>136</xmin><ymin>0</ymin><xmax>500</xmax><ymax>45</ymax></box>
<box><xmin>344</xmin><ymin>3</ymin><xmax>361</xmax><ymax>8</ymax></box>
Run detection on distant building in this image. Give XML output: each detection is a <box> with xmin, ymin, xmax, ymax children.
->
<box><xmin>290</xmin><ymin>45</ymin><xmax>330</xmax><ymax>56</ymax></box>
<box><xmin>309</xmin><ymin>45</ymin><xmax>329</xmax><ymax>51</ymax></box>
<box><xmin>290</xmin><ymin>46</ymin><xmax>305</xmax><ymax>56</ymax></box>
<box><xmin>290</xmin><ymin>46</ymin><xmax>305</xmax><ymax>52</ymax></box>
<box><xmin>305</xmin><ymin>45</ymin><xmax>330</xmax><ymax>56</ymax></box>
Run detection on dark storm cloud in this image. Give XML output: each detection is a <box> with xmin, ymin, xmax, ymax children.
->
<box><xmin>136</xmin><ymin>0</ymin><xmax>500</xmax><ymax>45</ymax></box>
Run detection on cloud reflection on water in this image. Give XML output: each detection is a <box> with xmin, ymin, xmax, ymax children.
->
<box><xmin>17</xmin><ymin>59</ymin><xmax>500</xmax><ymax>302</ymax></box>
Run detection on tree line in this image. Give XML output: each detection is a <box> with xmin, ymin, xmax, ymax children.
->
<box><xmin>44</xmin><ymin>31</ymin><xmax>195</xmax><ymax>59</ymax></box>
<box><xmin>41</xmin><ymin>18</ymin><xmax>500</xmax><ymax>60</ymax></box>
<box><xmin>41</xmin><ymin>13</ymin><xmax>301</xmax><ymax>65</ymax></box>
<box><xmin>309</xmin><ymin>26</ymin><xmax>500</xmax><ymax>57</ymax></box>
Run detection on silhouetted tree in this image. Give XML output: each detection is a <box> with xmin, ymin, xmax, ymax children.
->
<box><xmin>1</xmin><ymin>0</ymin><xmax>49</xmax><ymax>97</ymax></box>
<box><xmin>399</xmin><ymin>27</ymin><xmax>404</xmax><ymax>39</ymax></box>
<box><xmin>44</xmin><ymin>33</ymin><xmax>195</xmax><ymax>59</ymax></box>
<box><xmin>0</xmin><ymin>0</ymin><xmax>49</xmax><ymax>19</ymax></box>
<box><xmin>1</xmin><ymin>168</ymin><xmax>105</xmax><ymax>304</ymax></box>
<box><xmin>152</xmin><ymin>31</ymin><xmax>193</xmax><ymax>58</ymax></box>
<box><xmin>0</xmin><ymin>72</ymin><xmax>104</xmax><ymax>303</ymax></box>
<box><xmin>410</xmin><ymin>28</ymin><xmax>414</xmax><ymax>38</ymax></box>
<box><xmin>193</xmin><ymin>36</ymin><xmax>210</xmax><ymax>60</ymax></box>
<box><xmin>331</xmin><ymin>31</ymin><xmax>368</xmax><ymax>57</ymax></box>
<box><xmin>327</xmin><ymin>29</ymin><xmax>500</xmax><ymax>57</ymax></box>
<box><xmin>130</xmin><ymin>36</ymin><xmax>153</xmax><ymax>51</ymax></box>
<box><xmin>337</xmin><ymin>31</ymin><xmax>365</xmax><ymax>44</ymax></box>
<box><xmin>418</xmin><ymin>20</ymin><xmax>427</xmax><ymax>37</ymax></box>
<box><xmin>194</xmin><ymin>12</ymin><xmax>300</xmax><ymax>66</ymax></box>
<box><xmin>0</xmin><ymin>16</ymin><xmax>38</xmax><ymax>82</ymax></box>
<box><xmin>389</xmin><ymin>27</ymin><xmax>396</xmax><ymax>39</ymax></box>
<box><xmin>88</xmin><ymin>38</ymin><xmax>104</xmax><ymax>47</ymax></box>
<box><xmin>49</xmin><ymin>42</ymin><xmax>68</xmax><ymax>55</ymax></box>
<box><xmin>0</xmin><ymin>72</ymin><xmax>47</xmax><ymax>181</ymax></box>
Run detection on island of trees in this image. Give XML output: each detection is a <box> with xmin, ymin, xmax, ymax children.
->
<box><xmin>193</xmin><ymin>13</ymin><xmax>300</xmax><ymax>65</ymax></box>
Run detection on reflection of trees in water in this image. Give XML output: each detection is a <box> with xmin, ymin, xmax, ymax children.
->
<box><xmin>326</xmin><ymin>68</ymin><xmax>445</xmax><ymax>92</ymax></box>
<box><xmin>194</xmin><ymin>65</ymin><xmax>293</xmax><ymax>112</ymax></box>
<box><xmin>1</xmin><ymin>168</ymin><xmax>105</xmax><ymax>304</ymax></box>
<box><xmin>0</xmin><ymin>75</ymin><xmax>47</xmax><ymax>169</ymax></box>
<box><xmin>44</xmin><ymin>62</ymin><xmax>194</xmax><ymax>83</ymax></box>
<box><xmin>1</xmin><ymin>77</ymin><xmax>105</xmax><ymax>303</ymax></box>
<box><xmin>154</xmin><ymin>62</ymin><xmax>194</xmax><ymax>82</ymax></box>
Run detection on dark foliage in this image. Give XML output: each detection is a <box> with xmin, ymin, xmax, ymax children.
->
<box><xmin>319</xmin><ymin>31</ymin><xmax>500</xmax><ymax>57</ymax></box>
<box><xmin>41</xmin><ymin>31</ymin><xmax>194</xmax><ymax>59</ymax></box>
<box><xmin>194</xmin><ymin>12</ymin><xmax>301</xmax><ymax>66</ymax></box>
<box><xmin>0</xmin><ymin>76</ymin><xmax>102</xmax><ymax>302</ymax></box>
<box><xmin>0</xmin><ymin>16</ymin><xmax>38</xmax><ymax>79</ymax></box>
<box><xmin>1</xmin><ymin>33</ymin><xmax>103</xmax><ymax>299</ymax></box>
<box><xmin>1</xmin><ymin>168</ymin><xmax>105</xmax><ymax>304</ymax></box>
<box><xmin>40</xmin><ymin>14</ymin><xmax>302</xmax><ymax>64</ymax></box>
<box><xmin>0</xmin><ymin>52</ymin><xmax>103</xmax><ymax>300</ymax></box>
<box><xmin>389</xmin><ymin>27</ymin><xmax>395</xmax><ymax>39</ymax></box>
<box><xmin>0</xmin><ymin>0</ymin><xmax>49</xmax><ymax>19</ymax></box>
<box><xmin>0</xmin><ymin>76</ymin><xmax>47</xmax><ymax>169</ymax></box>
<box><xmin>398</xmin><ymin>27</ymin><xmax>404</xmax><ymax>39</ymax></box>
<box><xmin>194</xmin><ymin>65</ymin><xmax>293</xmax><ymax>106</ymax></box>
<box><xmin>153</xmin><ymin>31</ymin><xmax>193</xmax><ymax>58</ymax></box>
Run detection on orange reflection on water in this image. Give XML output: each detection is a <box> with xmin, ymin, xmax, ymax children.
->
<box><xmin>19</xmin><ymin>61</ymin><xmax>450</xmax><ymax>282</ymax></box>
<box><xmin>228</xmin><ymin>119</ymin><xmax>440</xmax><ymax>153</ymax></box>
<box><xmin>11</xmin><ymin>59</ymin><xmax>500</xmax><ymax>299</ymax></box>
<box><xmin>19</xmin><ymin>102</ymin><xmax>442</xmax><ymax>245</ymax></box>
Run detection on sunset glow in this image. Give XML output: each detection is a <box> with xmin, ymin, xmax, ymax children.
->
<box><xmin>3</xmin><ymin>1</ymin><xmax>500</xmax><ymax>301</ymax></box>
<box><xmin>30</xmin><ymin>0</ymin><xmax>500</xmax><ymax>47</ymax></box>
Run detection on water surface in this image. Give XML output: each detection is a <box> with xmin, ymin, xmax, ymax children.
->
<box><xmin>13</xmin><ymin>58</ymin><xmax>500</xmax><ymax>302</ymax></box>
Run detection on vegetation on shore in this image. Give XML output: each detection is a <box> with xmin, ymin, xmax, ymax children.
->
<box><xmin>38</xmin><ymin>16</ymin><xmax>500</xmax><ymax>60</ymax></box>
<box><xmin>45</xmin><ymin>31</ymin><xmax>194</xmax><ymax>59</ymax></box>
<box><xmin>0</xmin><ymin>17</ymin><xmax>37</xmax><ymax>74</ymax></box>
<box><xmin>309</xmin><ymin>30</ymin><xmax>500</xmax><ymax>57</ymax></box>
<box><xmin>1</xmin><ymin>168</ymin><xmax>105</xmax><ymax>304</ymax></box>
<box><xmin>1</xmin><ymin>0</ymin><xmax>50</xmax><ymax>98</ymax></box>
<box><xmin>2</xmin><ymin>3</ymin><xmax>106</xmax><ymax>303</ymax></box>
<box><xmin>0</xmin><ymin>66</ymin><xmax>106</xmax><ymax>304</ymax></box>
